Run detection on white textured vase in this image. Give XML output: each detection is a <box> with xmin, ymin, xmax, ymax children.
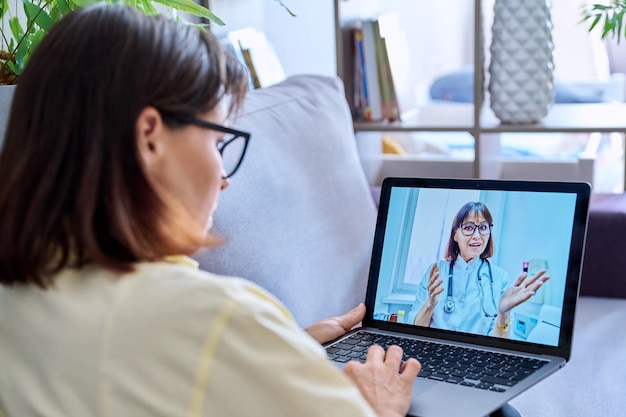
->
<box><xmin>489</xmin><ymin>0</ymin><xmax>554</xmax><ymax>124</ymax></box>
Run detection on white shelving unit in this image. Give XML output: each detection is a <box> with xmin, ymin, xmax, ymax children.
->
<box><xmin>334</xmin><ymin>0</ymin><xmax>626</xmax><ymax>190</ymax></box>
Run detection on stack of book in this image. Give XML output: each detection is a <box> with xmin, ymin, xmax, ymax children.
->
<box><xmin>350</xmin><ymin>13</ymin><xmax>406</xmax><ymax>122</ymax></box>
<box><xmin>221</xmin><ymin>28</ymin><xmax>286</xmax><ymax>90</ymax></box>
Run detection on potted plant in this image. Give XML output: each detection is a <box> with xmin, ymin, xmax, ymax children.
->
<box><xmin>0</xmin><ymin>0</ymin><xmax>293</xmax><ymax>146</ymax></box>
<box><xmin>0</xmin><ymin>0</ymin><xmax>226</xmax><ymax>86</ymax></box>
<box><xmin>581</xmin><ymin>0</ymin><xmax>626</xmax><ymax>42</ymax></box>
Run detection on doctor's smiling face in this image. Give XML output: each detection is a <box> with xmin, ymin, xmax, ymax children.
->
<box><xmin>454</xmin><ymin>211</ymin><xmax>490</xmax><ymax>262</ymax></box>
<box><xmin>446</xmin><ymin>201</ymin><xmax>495</xmax><ymax>263</ymax></box>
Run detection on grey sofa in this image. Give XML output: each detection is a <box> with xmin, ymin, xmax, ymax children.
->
<box><xmin>191</xmin><ymin>75</ymin><xmax>626</xmax><ymax>416</ymax></box>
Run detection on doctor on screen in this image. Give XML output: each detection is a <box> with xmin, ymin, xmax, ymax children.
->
<box><xmin>407</xmin><ymin>201</ymin><xmax>549</xmax><ymax>338</ymax></box>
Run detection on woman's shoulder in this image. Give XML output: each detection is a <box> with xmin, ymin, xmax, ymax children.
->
<box><xmin>43</xmin><ymin>258</ymin><xmax>296</xmax><ymax>338</ymax></box>
<box><xmin>130</xmin><ymin>260</ymin><xmax>309</xmax><ymax>357</ymax></box>
<box><xmin>132</xmin><ymin>258</ymin><xmax>288</xmax><ymax>314</ymax></box>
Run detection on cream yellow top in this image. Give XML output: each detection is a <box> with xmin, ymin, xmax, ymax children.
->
<box><xmin>0</xmin><ymin>256</ymin><xmax>376</xmax><ymax>417</ymax></box>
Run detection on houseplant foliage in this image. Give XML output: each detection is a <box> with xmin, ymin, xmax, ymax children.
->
<box><xmin>0</xmin><ymin>0</ymin><xmax>223</xmax><ymax>85</ymax></box>
<box><xmin>1</xmin><ymin>0</ymin><xmax>294</xmax><ymax>85</ymax></box>
<box><xmin>581</xmin><ymin>0</ymin><xmax>626</xmax><ymax>42</ymax></box>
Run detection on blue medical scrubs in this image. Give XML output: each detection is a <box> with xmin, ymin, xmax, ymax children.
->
<box><xmin>407</xmin><ymin>257</ymin><xmax>511</xmax><ymax>335</ymax></box>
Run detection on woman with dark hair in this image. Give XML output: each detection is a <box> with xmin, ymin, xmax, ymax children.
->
<box><xmin>0</xmin><ymin>5</ymin><xmax>420</xmax><ymax>417</ymax></box>
<box><xmin>408</xmin><ymin>202</ymin><xmax>549</xmax><ymax>337</ymax></box>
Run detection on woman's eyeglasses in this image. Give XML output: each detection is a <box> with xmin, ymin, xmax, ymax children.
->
<box><xmin>163</xmin><ymin>114</ymin><xmax>251</xmax><ymax>179</ymax></box>
<box><xmin>459</xmin><ymin>221</ymin><xmax>493</xmax><ymax>236</ymax></box>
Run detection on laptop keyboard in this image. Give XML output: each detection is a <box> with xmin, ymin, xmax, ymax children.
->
<box><xmin>325</xmin><ymin>331</ymin><xmax>549</xmax><ymax>392</ymax></box>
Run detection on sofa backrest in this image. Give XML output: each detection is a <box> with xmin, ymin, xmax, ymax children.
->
<box><xmin>192</xmin><ymin>75</ymin><xmax>378</xmax><ymax>327</ymax></box>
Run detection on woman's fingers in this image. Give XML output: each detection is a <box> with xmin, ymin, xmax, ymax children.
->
<box><xmin>431</xmin><ymin>284</ymin><xmax>444</xmax><ymax>297</ymax></box>
<box><xmin>365</xmin><ymin>344</ymin><xmax>386</xmax><ymax>362</ymax></box>
<box><xmin>366</xmin><ymin>345</ymin><xmax>421</xmax><ymax>379</ymax></box>
<box><xmin>525</xmin><ymin>269</ymin><xmax>548</xmax><ymax>287</ymax></box>
<box><xmin>400</xmin><ymin>358</ymin><xmax>421</xmax><ymax>381</ymax></box>
<box><xmin>343</xmin><ymin>344</ymin><xmax>421</xmax><ymax>417</ymax></box>
<box><xmin>428</xmin><ymin>266</ymin><xmax>443</xmax><ymax>299</ymax></box>
<box><xmin>529</xmin><ymin>275</ymin><xmax>550</xmax><ymax>293</ymax></box>
<box><xmin>428</xmin><ymin>265</ymin><xmax>440</xmax><ymax>285</ymax></box>
<box><xmin>514</xmin><ymin>272</ymin><xmax>528</xmax><ymax>286</ymax></box>
<box><xmin>384</xmin><ymin>345</ymin><xmax>404</xmax><ymax>370</ymax></box>
<box><xmin>428</xmin><ymin>279</ymin><xmax>443</xmax><ymax>295</ymax></box>
<box><xmin>516</xmin><ymin>269</ymin><xmax>549</xmax><ymax>288</ymax></box>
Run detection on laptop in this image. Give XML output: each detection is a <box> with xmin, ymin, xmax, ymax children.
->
<box><xmin>324</xmin><ymin>177</ymin><xmax>590</xmax><ymax>417</ymax></box>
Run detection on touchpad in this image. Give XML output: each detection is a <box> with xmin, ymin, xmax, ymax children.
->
<box><xmin>412</xmin><ymin>378</ymin><xmax>437</xmax><ymax>397</ymax></box>
<box><xmin>407</xmin><ymin>379</ymin><xmax>438</xmax><ymax>417</ymax></box>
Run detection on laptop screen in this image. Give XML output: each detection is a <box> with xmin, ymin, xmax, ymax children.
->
<box><xmin>367</xmin><ymin>178</ymin><xmax>590</xmax><ymax>352</ymax></box>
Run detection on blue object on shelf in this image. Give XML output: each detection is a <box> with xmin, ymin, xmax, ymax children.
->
<box><xmin>430</xmin><ymin>67</ymin><xmax>607</xmax><ymax>104</ymax></box>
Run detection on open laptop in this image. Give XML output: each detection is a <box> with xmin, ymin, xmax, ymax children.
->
<box><xmin>324</xmin><ymin>177</ymin><xmax>590</xmax><ymax>417</ymax></box>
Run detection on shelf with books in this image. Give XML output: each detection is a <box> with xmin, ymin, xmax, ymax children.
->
<box><xmin>336</xmin><ymin>0</ymin><xmax>478</xmax><ymax>122</ymax></box>
<box><xmin>220</xmin><ymin>27</ymin><xmax>286</xmax><ymax>90</ymax></box>
<box><xmin>353</xmin><ymin>104</ymin><xmax>475</xmax><ymax>132</ymax></box>
<box><xmin>339</xmin><ymin>9</ymin><xmax>415</xmax><ymax>123</ymax></box>
<box><xmin>335</xmin><ymin>0</ymin><xmax>626</xmax><ymax>189</ymax></box>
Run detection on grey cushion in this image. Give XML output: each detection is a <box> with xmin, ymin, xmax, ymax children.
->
<box><xmin>192</xmin><ymin>75</ymin><xmax>377</xmax><ymax>327</ymax></box>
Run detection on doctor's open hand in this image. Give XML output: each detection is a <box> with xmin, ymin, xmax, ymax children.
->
<box><xmin>426</xmin><ymin>263</ymin><xmax>444</xmax><ymax>307</ymax></box>
<box><xmin>498</xmin><ymin>269</ymin><xmax>550</xmax><ymax>315</ymax></box>
<box><xmin>343</xmin><ymin>345</ymin><xmax>421</xmax><ymax>417</ymax></box>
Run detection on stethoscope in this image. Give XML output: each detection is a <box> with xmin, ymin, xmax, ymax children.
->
<box><xmin>443</xmin><ymin>258</ymin><xmax>498</xmax><ymax>318</ymax></box>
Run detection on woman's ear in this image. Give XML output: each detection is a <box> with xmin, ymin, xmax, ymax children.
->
<box><xmin>136</xmin><ymin>106</ymin><xmax>166</xmax><ymax>169</ymax></box>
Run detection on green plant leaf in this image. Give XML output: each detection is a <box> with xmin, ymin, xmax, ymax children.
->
<box><xmin>55</xmin><ymin>0</ymin><xmax>73</xmax><ymax>16</ymax></box>
<box><xmin>0</xmin><ymin>0</ymin><xmax>8</xmax><ymax>20</ymax></box>
<box><xmin>582</xmin><ymin>1</ymin><xmax>626</xmax><ymax>41</ymax></box>
<box><xmin>617</xmin><ymin>8</ymin><xmax>624</xmax><ymax>43</ymax></box>
<box><xmin>8</xmin><ymin>16</ymin><xmax>24</xmax><ymax>43</ymax></box>
<box><xmin>22</xmin><ymin>28</ymin><xmax>45</xmax><ymax>69</ymax></box>
<box><xmin>12</xmin><ymin>31</ymin><xmax>31</xmax><ymax>73</ymax></box>
<box><xmin>6</xmin><ymin>59</ymin><xmax>19</xmax><ymax>74</ymax></box>
<box><xmin>138</xmin><ymin>0</ymin><xmax>158</xmax><ymax>16</ymax></box>
<box><xmin>23</xmin><ymin>1</ymin><xmax>57</xmax><ymax>32</ymax></box>
<box><xmin>69</xmin><ymin>0</ymin><xmax>92</xmax><ymax>9</ymax></box>
<box><xmin>587</xmin><ymin>14</ymin><xmax>602</xmax><ymax>32</ymax></box>
<box><xmin>1</xmin><ymin>0</ymin><xmax>228</xmax><ymax>84</ymax></box>
<box><xmin>153</xmin><ymin>0</ymin><xmax>224</xmax><ymax>25</ymax></box>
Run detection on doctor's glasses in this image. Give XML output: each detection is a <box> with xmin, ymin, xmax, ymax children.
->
<box><xmin>459</xmin><ymin>221</ymin><xmax>493</xmax><ymax>236</ymax></box>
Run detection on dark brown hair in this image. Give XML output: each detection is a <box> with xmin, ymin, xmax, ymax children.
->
<box><xmin>445</xmin><ymin>201</ymin><xmax>495</xmax><ymax>262</ymax></box>
<box><xmin>0</xmin><ymin>4</ymin><xmax>248</xmax><ymax>288</ymax></box>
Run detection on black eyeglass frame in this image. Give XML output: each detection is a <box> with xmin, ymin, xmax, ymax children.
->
<box><xmin>165</xmin><ymin>114</ymin><xmax>251</xmax><ymax>179</ymax></box>
<box><xmin>458</xmin><ymin>221</ymin><xmax>493</xmax><ymax>237</ymax></box>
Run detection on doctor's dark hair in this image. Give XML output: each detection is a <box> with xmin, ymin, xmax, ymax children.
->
<box><xmin>445</xmin><ymin>201</ymin><xmax>495</xmax><ymax>262</ymax></box>
<box><xmin>0</xmin><ymin>4</ymin><xmax>248</xmax><ymax>288</ymax></box>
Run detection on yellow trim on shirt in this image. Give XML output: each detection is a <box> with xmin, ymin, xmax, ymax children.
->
<box><xmin>161</xmin><ymin>255</ymin><xmax>199</xmax><ymax>269</ymax></box>
<box><xmin>188</xmin><ymin>297</ymin><xmax>240</xmax><ymax>417</ymax></box>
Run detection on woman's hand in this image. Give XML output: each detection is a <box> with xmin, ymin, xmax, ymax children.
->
<box><xmin>499</xmin><ymin>269</ymin><xmax>550</xmax><ymax>314</ymax></box>
<box><xmin>426</xmin><ymin>263</ymin><xmax>444</xmax><ymax>308</ymax></box>
<box><xmin>304</xmin><ymin>303</ymin><xmax>366</xmax><ymax>344</ymax></box>
<box><xmin>343</xmin><ymin>345</ymin><xmax>421</xmax><ymax>417</ymax></box>
<box><xmin>413</xmin><ymin>264</ymin><xmax>445</xmax><ymax>326</ymax></box>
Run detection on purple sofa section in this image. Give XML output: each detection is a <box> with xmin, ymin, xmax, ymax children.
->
<box><xmin>580</xmin><ymin>192</ymin><xmax>626</xmax><ymax>298</ymax></box>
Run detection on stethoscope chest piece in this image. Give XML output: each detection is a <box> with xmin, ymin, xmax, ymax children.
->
<box><xmin>443</xmin><ymin>258</ymin><xmax>496</xmax><ymax>317</ymax></box>
<box><xmin>444</xmin><ymin>269</ymin><xmax>456</xmax><ymax>313</ymax></box>
<box><xmin>444</xmin><ymin>296</ymin><xmax>456</xmax><ymax>313</ymax></box>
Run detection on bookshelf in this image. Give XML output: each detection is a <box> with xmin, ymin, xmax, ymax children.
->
<box><xmin>334</xmin><ymin>0</ymin><xmax>626</xmax><ymax>190</ymax></box>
